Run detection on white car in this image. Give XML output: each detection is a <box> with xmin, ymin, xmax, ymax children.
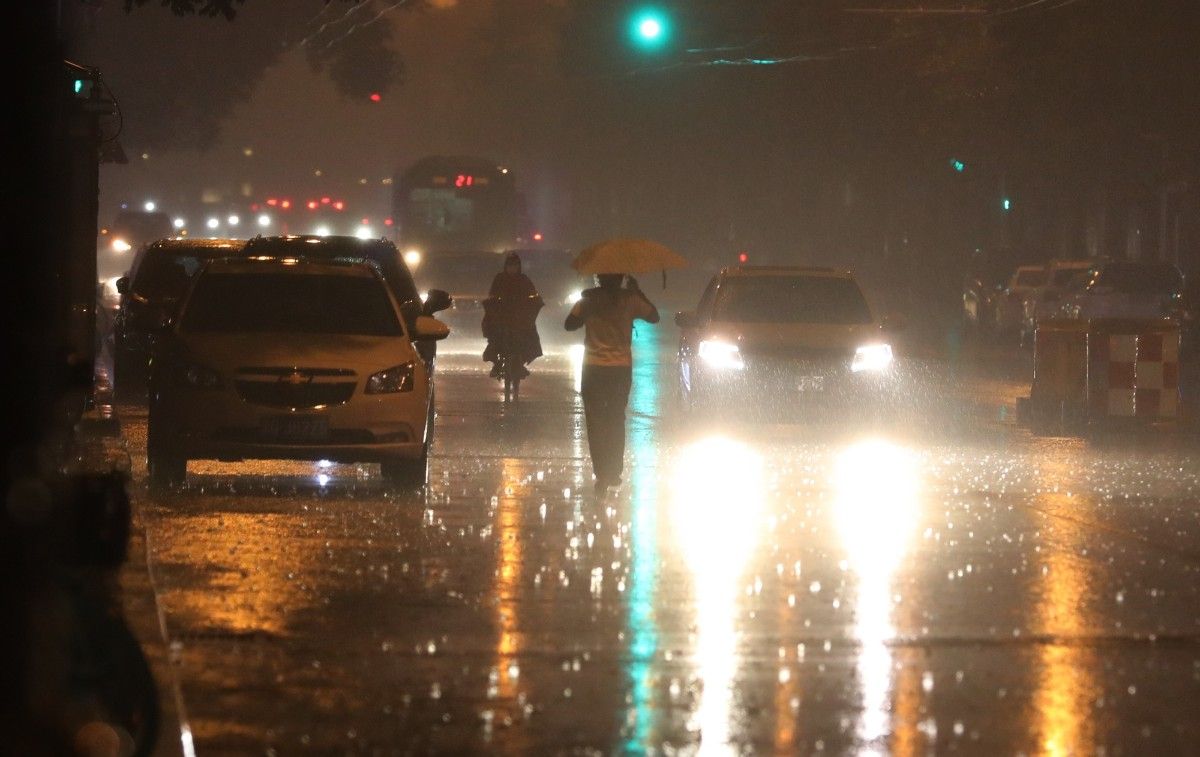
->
<box><xmin>146</xmin><ymin>256</ymin><xmax>449</xmax><ymax>489</ymax></box>
<box><xmin>993</xmin><ymin>264</ymin><xmax>1047</xmax><ymax>337</ymax></box>
<box><xmin>1020</xmin><ymin>259</ymin><xmax>1093</xmax><ymax>344</ymax></box>
<box><xmin>1064</xmin><ymin>260</ymin><xmax>1185</xmax><ymax>321</ymax></box>
<box><xmin>675</xmin><ymin>266</ymin><xmax>900</xmax><ymax>420</ymax></box>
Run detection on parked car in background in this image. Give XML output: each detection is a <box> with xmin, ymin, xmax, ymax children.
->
<box><xmin>112</xmin><ymin>237</ymin><xmax>245</xmax><ymax>399</ymax></box>
<box><xmin>1019</xmin><ymin>259</ymin><xmax>1093</xmax><ymax>346</ymax></box>
<box><xmin>991</xmin><ymin>265</ymin><xmax>1047</xmax><ymax>339</ymax></box>
<box><xmin>146</xmin><ymin>256</ymin><xmax>449</xmax><ymax>489</ymax></box>
<box><xmin>1063</xmin><ymin>260</ymin><xmax>1185</xmax><ymax>321</ymax></box>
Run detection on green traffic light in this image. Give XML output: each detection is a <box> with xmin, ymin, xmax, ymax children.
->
<box><xmin>951</xmin><ymin>159</ymin><xmax>965</xmax><ymax>173</ymax></box>
<box><xmin>631</xmin><ymin>8</ymin><xmax>669</xmax><ymax>49</ymax></box>
<box><xmin>1002</xmin><ymin>197</ymin><xmax>1013</xmax><ymax>211</ymax></box>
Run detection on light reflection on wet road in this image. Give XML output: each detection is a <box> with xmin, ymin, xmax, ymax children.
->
<box><xmin>123</xmin><ymin>328</ymin><xmax>1200</xmax><ymax>754</ymax></box>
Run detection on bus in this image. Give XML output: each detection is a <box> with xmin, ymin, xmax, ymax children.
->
<box><xmin>393</xmin><ymin>155</ymin><xmax>530</xmax><ymax>255</ymax></box>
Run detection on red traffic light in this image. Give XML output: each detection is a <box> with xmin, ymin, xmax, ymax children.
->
<box><xmin>369</xmin><ymin>93</ymin><xmax>382</xmax><ymax>103</ymax></box>
<box><xmin>737</xmin><ymin>252</ymin><xmax>749</xmax><ymax>264</ymax></box>
<box><xmin>533</xmin><ymin>232</ymin><xmax>543</xmax><ymax>242</ymax></box>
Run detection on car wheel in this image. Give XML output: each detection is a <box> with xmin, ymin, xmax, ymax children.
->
<box><xmin>146</xmin><ymin>411</ymin><xmax>185</xmax><ymax>490</ymax></box>
<box><xmin>381</xmin><ymin>455</ymin><xmax>428</xmax><ymax>490</ymax></box>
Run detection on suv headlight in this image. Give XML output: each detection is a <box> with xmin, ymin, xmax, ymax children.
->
<box><xmin>698</xmin><ymin>339</ymin><xmax>744</xmax><ymax>370</ymax></box>
<box><xmin>852</xmin><ymin>344</ymin><xmax>893</xmax><ymax>373</ymax></box>
<box><xmin>181</xmin><ymin>364</ymin><xmax>222</xmax><ymax>388</ymax></box>
<box><xmin>366</xmin><ymin>362</ymin><xmax>416</xmax><ymax>394</ymax></box>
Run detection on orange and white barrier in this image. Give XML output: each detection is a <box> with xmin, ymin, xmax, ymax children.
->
<box><xmin>1019</xmin><ymin>318</ymin><xmax>1182</xmax><ymax>431</ymax></box>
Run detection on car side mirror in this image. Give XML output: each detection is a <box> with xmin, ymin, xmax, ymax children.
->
<box><xmin>115</xmin><ymin>276</ymin><xmax>130</xmax><ymax>295</ymax></box>
<box><xmin>882</xmin><ymin>314</ymin><xmax>907</xmax><ymax>332</ymax></box>
<box><xmin>675</xmin><ymin>311</ymin><xmax>698</xmax><ymax>329</ymax></box>
<box><xmin>414</xmin><ymin>315</ymin><xmax>450</xmax><ymax>341</ymax></box>
<box><xmin>422</xmin><ymin>288</ymin><xmax>452</xmax><ymax>315</ymax></box>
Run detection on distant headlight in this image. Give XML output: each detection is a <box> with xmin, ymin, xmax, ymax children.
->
<box><xmin>403</xmin><ymin>249</ymin><xmax>422</xmax><ymax>268</ymax></box>
<box><xmin>181</xmin><ymin>364</ymin><xmax>221</xmax><ymax>389</ymax></box>
<box><xmin>698</xmin><ymin>339</ymin><xmax>744</xmax><ymax>370</ymax></box>
<box><xmin>366</xmin><ymin>362</ymin><xmax>416</xmax><ymax>394</ymax></box>
<box><xmin>111</xmin><ymin>238</ymin><xmax>132</xmax><ymax>253</ymax></box>
<box><xmin>419</xmin><ymin>290</ymin><xmax>429</xmax><ymax>303</ymax></box>
<box><xmin>851</xmin><ymin>343</ymin><xmax>893</xmax><ymax>373</ymax></box>
<box><xmin>566</xmin><ymin>289</ymin><xmax>583</xmax><ymax>305</ymax></box>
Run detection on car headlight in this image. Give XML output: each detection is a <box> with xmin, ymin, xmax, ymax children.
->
<box><xmin>851</xmin><ymin>343</ymin><xmax>893</xmax><ymax>373</ymax></box>
<box><xmin>419</xmin><ymin>290</ymin><xmax>429</xmax><ymax>303</ymax></box>
<box><xmin>366</xmin><ymin>362</ymin><xmax>416</xmax><ymax>394</ymax></box>
<box><xmin>698</xmin><ymin>339</ymin><xmax>744</xmax><ymax>370</ymax></box>
<box><xmin>181</xmin><ymin>364</ymin><xmax>222</xmax><ymax>388</ymax></box>
<box><xmin>404</xmin><ymin>249</ymin><xmax>422</xmax><ymax>268</ymax></box>
<box><xmin>111</xmin><ymin>238</ymin><xmax>132</xmax><ymax>253</ymax></box>
<box><xmin>566</xmin><ymin>289</ymin><xmax>583</xmax><ymax>305</ymax></box>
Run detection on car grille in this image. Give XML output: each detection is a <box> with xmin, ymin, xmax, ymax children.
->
<box><xmin>213</xmin><ymin>428</ymin><xmax>387</xmax><ymax>445</ymax></box>
<box><xmin>741</xmin><ymin>347</ymin><xmax>849</xmax><ymax>374</ymax></box>
<box><xmin>235</xmin><ymin>381</ymin><xmax>356</xmax><ymax>409</ymax></box>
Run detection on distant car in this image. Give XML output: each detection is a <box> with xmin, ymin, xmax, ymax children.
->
<box><xmin>146</xmin><ymin>256</ymin><xmax>449</xmax><ymax>489</ymax></box>
<box><xmin>112</xmin><ymin>237</ymin><xmax>245</xmax><ymax>399</ymax></box>
<box><xmin>961</xmin><ymin>248</ymin><xmax>1035</xmax><ymax>337</ymax></box>
<box><xmin>993</xmin><ymin>265</ymin><xmax>1048</xmax><ymax>338</ymax></box>
<box><xmin>1020</xmin><ymin>259</ymin><xmax>1093</xmax><ymax>345</ymax></box>
<box><xmin>674</xmin><ymin>266</ymin><xmax>900</xmax><ymax>419</ymax></box>
<box><xmin>240</xmin><ymin>235</ymin><xmax>451</xmax><ymax>367</ymax></box>
<box><xmin>1064</xmin><ymin>260</ymin><xmax>1185</xmax><ymax>321</ymax></box>
<box><xmin>412</xmin><ymin>250</ymin><xmax>509</xmax><ymax>336</ymax></box>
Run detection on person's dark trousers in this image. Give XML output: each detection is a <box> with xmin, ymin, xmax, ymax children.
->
<box><xmin>580</xmin><ymin>364</ymin><xmax>633</xmax><ymax>485</ymax></box>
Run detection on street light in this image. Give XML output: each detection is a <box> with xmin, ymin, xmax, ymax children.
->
<box><xmin>630</xmin><ymin>7</ymin><xmax>670</xmax><ymax>49</ymax></box>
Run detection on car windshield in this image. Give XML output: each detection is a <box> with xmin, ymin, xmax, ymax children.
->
<box><xmin>180</xmin><ymin>272</ymin><xmax>401</xmax><ymax>336</ymax></box>
<box><xmin>1015</xmin><ymin>269</ymin><xmax>1048</xmax><ymax>287</ymax></box>
<box><xmin>1095</xmin><ymin>263</ymin><xmax>1183</xmax><ymax>294</ymax></box>
<box><xmin>132</xmin><ymin>253</ymin><xmax>211</xmax><ymax>300</ymax></box>
<box><xmin>714</xmin><ymin>276</ymin><xmax>873</xmax><ymax>324</ymax></box>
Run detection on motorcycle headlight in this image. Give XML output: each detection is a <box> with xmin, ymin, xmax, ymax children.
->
<box><xmin>852</xmin><ymin>343</ymin><xmax>893</xmax><ymax>373</ymax></box>
<box><xmin>181</xmin><ymin>364</ymin><xmax>222</xmax><ymax>388</ymax></box>
<box><xmin>698</xmin><ymin>339</ymin><xmax>744</xmax><ymax>370</ymax></box>
<box><xmin>367</xmin><ymin>362</ymin><xmax>416</xmax><ymax>394</ymax></box>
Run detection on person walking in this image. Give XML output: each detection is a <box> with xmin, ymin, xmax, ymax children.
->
<box><xmin>564</xmin><ymin>272</ymin><xmax>659</xmax><ymax>495</ymax></box>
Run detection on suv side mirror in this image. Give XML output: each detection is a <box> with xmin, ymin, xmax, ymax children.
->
<box><xmin>675</xmin><ymin>311</ymin><xmax>698</xmax><ymax>329</ymax></box>
<box><xmin>115</xmin><ymin>276</ymin><xmax>130</xmax><ymax>295</ymax></box>
<box><xmin>422</xmin><ymin>288</ymin><xmax>452</xmax><ymax>315</ymax></box>
<box><xmin>414</xmin><ymin>315</ymin><xmax>450</xmax><ymax>341</ymax></box>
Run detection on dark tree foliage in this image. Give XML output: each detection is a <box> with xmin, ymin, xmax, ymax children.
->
<box><xmin>96</xmin><ymin>0</ymin><xmax>409</xmax><ymax>150</ymax></box>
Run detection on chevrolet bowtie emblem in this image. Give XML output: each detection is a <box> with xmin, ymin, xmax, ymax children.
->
<box><xmin>280</xmin><ymin>370</ymin><xmax>312</xmax><ymax>386</ymax></box>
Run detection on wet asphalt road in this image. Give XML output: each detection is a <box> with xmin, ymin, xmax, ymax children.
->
<box><xmin>120</xmin><ymin>329</ymin><xmax>1200</xmax><ymax>755</ymax></box>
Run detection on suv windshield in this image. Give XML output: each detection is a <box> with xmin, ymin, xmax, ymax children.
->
<box><xmin>133</xmin><ymin>252</ymin><xmax>211</xmax><ymax>300</ymax></box>
<box><xmin>1094</xmin><ymin>263</ymin><xmax>1183</xmax><ymax>294</ymax></box>
<box><xmin>1052</xmin><ymin>267</ymin><xmax>1088</xmax><ymax>286</ymax></box>
<box><xmin>1014</xmin><ymin>269</ymin><xmax>1048</xmax><ymax>287</ymax></box>
<box><xmin>181</xmin><ymin>272</ymin><xmax>402</xmax><ymax>336</ymax></box>
<box><xmin>714</xmin><ymin>276</ymin><xmax>873</xmax><ymax>325</ymax></box>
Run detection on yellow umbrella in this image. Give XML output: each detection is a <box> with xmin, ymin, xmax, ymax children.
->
<box><xmin>572</xmin><ymin>238</ymin><xmax>688</xmax><ymax>276</ymax></box>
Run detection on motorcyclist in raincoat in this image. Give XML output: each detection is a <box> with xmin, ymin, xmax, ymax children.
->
<box><xmin>482</xmin><ymin>253</ymin><xmax>544</xmax><ymax>378</ymax></box>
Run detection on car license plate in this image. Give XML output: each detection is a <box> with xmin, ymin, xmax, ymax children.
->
<box><xmin>262</xmin><ymin>415</ymin><xmax>329</xmax><ymax>442</ymax></box>
<box><xmin>797</xmin><ymin>376</ymin><xmax>825</xmax><ymax>392</ymax></box>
